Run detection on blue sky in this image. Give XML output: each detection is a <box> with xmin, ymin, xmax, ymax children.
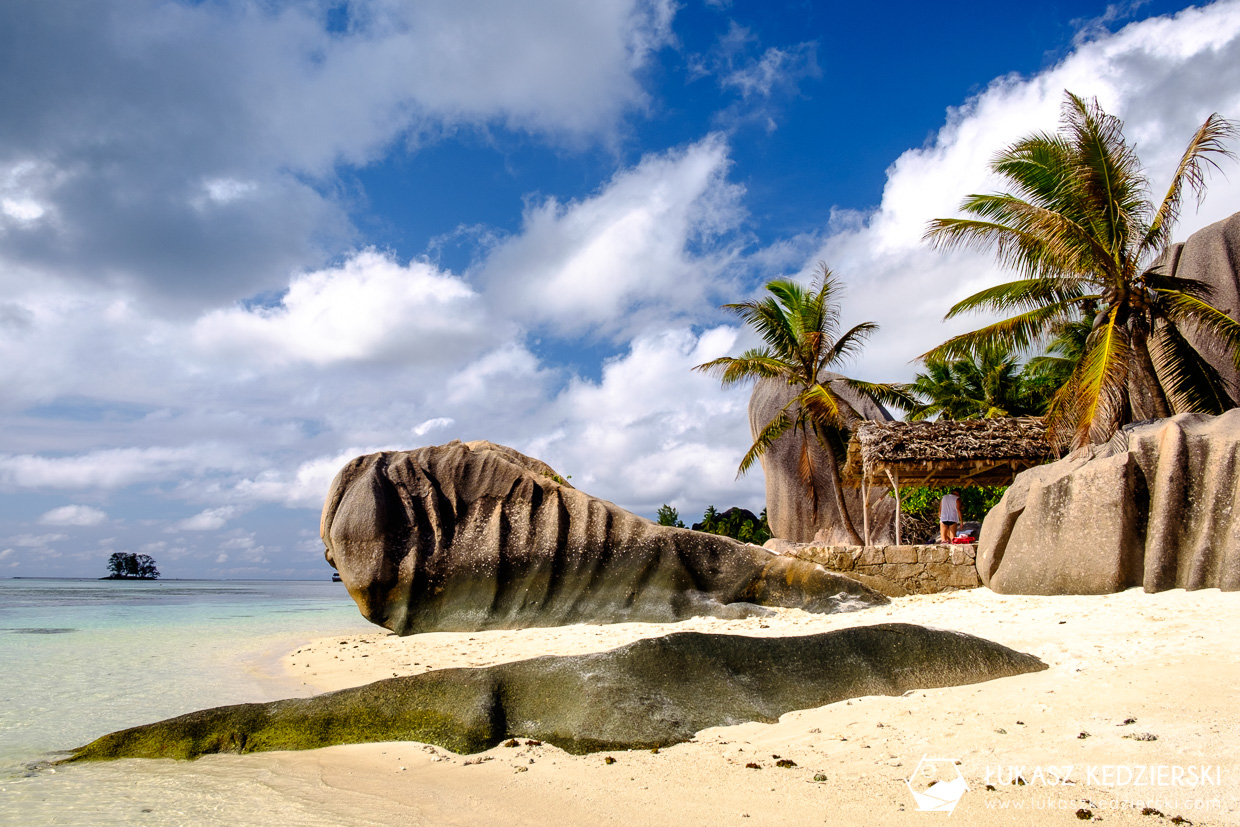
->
<box><xmin>2</xmin><ymin>0</ymin><xmax>1239</xmax><ymax>579</ymax></box>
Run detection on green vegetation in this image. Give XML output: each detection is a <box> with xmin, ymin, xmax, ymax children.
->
<box><xmin>925</xmin><ymin>91</ymin><xmax>1238</xmax><ymax>449</ymax></box>
<box><xmin>696</xmin><ymin>506</ymin><xmax>771</xmax><ymax>545</ymax></box>
<box><xmin>656</xmin><ymin>503</ymin><xmax>771</xmax><ymax>544</ymax></box>
<box><xmin>655</xmin><ymin>504</ymin><xmax>685</xmax><ymax>527</ymax></box>
<box><xmin>906</xmin><ymin>343</ymin><xmax>1048</xmax><ymax>420</ymax></box>
<box><xmin>694</xmin><ymin>265</ymin><xmax>911</xmax><ymax>544</ymax></box>
<box><xmin>104</xmin><ymin>552</ymin><xmax>160</xmax><ymax>580</ymax></box>
<box><xmin>893</xmin><ymin>486</ymin><xmax>1008</xmax><ymax>543</ymax></box>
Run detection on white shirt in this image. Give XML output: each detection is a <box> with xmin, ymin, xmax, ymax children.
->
<box><xmin>940</xmin><ymin>493</ymin><xmax>961</xmax><ymax>522</ymax></box>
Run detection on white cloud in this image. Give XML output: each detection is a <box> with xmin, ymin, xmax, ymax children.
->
<box><xmin>174</xmin><ymin>506</ymin><xmax>238</xmax><ymax>532</ymax></box>
<box><xmin>193</xmin><ymin>250</ymin><xmax>495</xmax><ymax>368</ymax></box>
<box><xmin>3</xmin><ymin>533</ymin><xmax>67</xmax><ymax>547</ymax></box>
<box><xmin>233</xmin><ymin>446</ymin><xmax>401</xmax><ymax>509</ymax></box>
<box><xmin>721</xmin><ymin>43</ymin><xmax>819</xmax><ymax>100</ymax></box>
<box><xmin>802</xmin><ymin>1</ymin><xmax>1240</xmax><ymax>383</ymax></box>
<box><xmin>38</xmin><ymin>505</ymin><xmax>108</xmax><ymax>526</ymax></box>
<box><xmin>412</xmin><ymin>417</ymin><xmax>455</xmax><ymax>438</ymax></box>
<box><xmin>0</xmin><ymin>549</ymin><xmax>13</xmax><ymax>560</ymax></box>
<box><xmin>0</xmin><ymin>445</ymin><xmax>250</xmax><ymax>490</ymax></box>
<box><xmin>482</xmin><ymin>135</ymin><xmax>746</xmax><ymax>337</ymax></box>
<box><xmin>526</xmin><ymin>326</ymin><xmax>764</xmax><ymax>514</ymax></box>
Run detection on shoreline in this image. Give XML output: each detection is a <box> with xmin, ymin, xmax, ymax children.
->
<box><xmin>250</xmin><ymin>587</ymin><xmax>1240</xmax><ymax>825</ymax></box>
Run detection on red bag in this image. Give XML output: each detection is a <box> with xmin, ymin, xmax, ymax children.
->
<box><xmin>951</xmin><ymin>536</ymin><xmax>975</xmax><ymax>544</ymax></box>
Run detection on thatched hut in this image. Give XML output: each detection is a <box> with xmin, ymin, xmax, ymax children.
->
<box><xmin>841</xmin><ymin>417</ymin><xmax>1055</xmax><ymax>544</ymax></box>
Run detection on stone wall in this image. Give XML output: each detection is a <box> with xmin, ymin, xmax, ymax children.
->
<box><xmin>770</xmin><ymin>541</ymin><xmax>981</xmax><ymax>596</ymax></box>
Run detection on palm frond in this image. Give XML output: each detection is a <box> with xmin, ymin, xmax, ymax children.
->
<box><xmin>819</xmin><ymin>321</ymin><xmax>878</xmax><ymax>369</ymax></box>
<box><xmin>1056</xmin><ymin>307</ymin><xmax>1130</xmax><ymax>447</ymax></box>
<box><xmin>737</xmin><ymin>407</ymin><xmax>796</xmax><ymax>477</ymax></box>
<box><xmin>945</xmin><ymin>276</ymin><xmax>1091</xmax><ymax>319</ymax></box>
<box><xmin>923</xmin><ymin>299</ymin><xmax>1086</xmax><ymax>362</ymax></box>
<box><xmin>1150</xmin><ymin>322</ymin><xmax>1234</xmax><ymax>414</ymax></box>
<box><xmin>1142</xmin><ymin>112</ymin><xmax>1239</xmax><ymax>255</ymax></box>
<box><xmin>693</xmin><ymin>350</ymin><xmax>790</xmax><ymax>387</ymax></box>
<box><xmin>1157</xmin><ymin>290</ymin><xmax>1240</xmax><ymax>371</ymax></box>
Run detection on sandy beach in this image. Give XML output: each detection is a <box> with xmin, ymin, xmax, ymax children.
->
<box><xmin>201</xmin><ymin>587</ymin><xmax>1240</xmax><ymax>826</ymax></box>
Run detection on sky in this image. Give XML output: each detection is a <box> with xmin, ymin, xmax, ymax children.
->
<box><xmin>2</xmin><ymin>0</ymin><xmax>1239</xmax><ymax>579</ymax></box>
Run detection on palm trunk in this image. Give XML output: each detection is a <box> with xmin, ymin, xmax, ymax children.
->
<box><xmin>820</xmin><ymin>437</ymin><xmax>863</xmax><ymax>545</ymax></box>
<box><xmin>1128</xmin><ymin>325</ymin><xmax>1171</xmax><ymax>422</ymax></box>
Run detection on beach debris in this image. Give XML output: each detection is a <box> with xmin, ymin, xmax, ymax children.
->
<box><xmin>812</xmin><ymin>774</ymin><xmax>826</xmax><ymax>782</ymax></box>
<box><xmin>514</xmin><ymin>766</ymin><xmax>528</xmax><ymax>773</ymax></box>
<box><xmin>1119</xmin><ymin>717</ymin><xmax>1137</xmax><ymax>725</ymax></box>
<box><xmin>1075</xmin><ymin>808</ymin><xmax>1093</xmax><ymax>820</ymax></box>
<box><xmin>320</xmin><ymin>440</ymin><xmax>886</xmax><ymax>635</ymax></box>
<box><xmin>746</xmin><ymin>763</ymin><xmax>761</xmax><ymax>769</ymax></box>
<box><xmin>995</xmin><ymin>728</ymin><xmax>1007</xmax><ymax>734</ymax></box>
<box><xmin>1077</xmin><ymin>731</ymin><xmax>1090</xmax><ymax>739</ymax></box>
<box><xmin>63</xmin><ymin>624</ymin><xmax>1048</xmax><ymax>762</ymax></box>
<box><xmin>1142</xmin><ymin>807</ymin><xmax>1164</xmax><ymax>817</ymax></box>
<box><xmin>604</xmin><ymin>757</ymin><xmax>616</xmax><ymax>765</ymax></box>
<box><xmin>775</xmin><ymin>759</ymin><xmax>796</xmax><ymax>768</ymax></box>
<box><xmin>524</xmin><ymin>740</ymin><xmax>541</xmax><ymax>747</ymax></box>
<box><xmin>1124</xmin><ymin>732</ymin><xmax>1158</xmax><ymax>741</ymax></box>
<box><xmin>502</xmin><ymin>739</ymin><xmax>521</xmax><ymax>748</ymax></box>
<box><xmin>1169</xmin><ymin>815</ymin><xmax>1192</xmax><ymax>824</ymax></box>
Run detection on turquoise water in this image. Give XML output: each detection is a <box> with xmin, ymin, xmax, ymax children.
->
<box><xmin>0</xmin><ymin>579</ymin><xmax>377</xmax><ymax>825</ymax></box>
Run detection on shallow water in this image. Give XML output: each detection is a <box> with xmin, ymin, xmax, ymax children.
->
<box><xmin>0</xmin><ymin>578</ymin><xmax>375</xmax><ymax>825</ymax></box>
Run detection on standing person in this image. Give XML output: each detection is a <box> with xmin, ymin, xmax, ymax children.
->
<box><xmin>939</xmin><ymin>489</ymin><xmax>963</xmax><ymax>544</ymax></box>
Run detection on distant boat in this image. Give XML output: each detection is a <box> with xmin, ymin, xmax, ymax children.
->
<box><xmin>332</xmin><ymin>572</ymin><xmax>342</xmax><ymax>583</ymax></box>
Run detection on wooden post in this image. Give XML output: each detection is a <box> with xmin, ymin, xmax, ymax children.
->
<box><xmin>885</xmin><ymin>468</ymin><xmax>901</xmax><ymax>546</ymax></box>
<box><xmin>861</xmin><ymin>477</ymin><xmax>871</xmax><ymax>547</ymax></box>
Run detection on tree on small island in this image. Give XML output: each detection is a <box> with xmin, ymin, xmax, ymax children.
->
<box><xmin>104</xmin><ymin>552</ymin><xmax>160</xmax><ymax>580</ymax></box>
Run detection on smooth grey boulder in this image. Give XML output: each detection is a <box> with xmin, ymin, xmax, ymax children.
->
<box><xmin>1146</xmin><ymin>211</ymin><xmax>1240</xmax><ymax>404</ymax></box>
<box><xmin>66</xmin><ymin>623</ymin><xmax>1046</xmax><ymax>761</ymax></box>
<box><xmin>978</xmin><ymin>411</ymin><xmax>1240</xmax><ymax>594</ymax></box>
<box><xmin>750</xmin><ymin>375</ymin><xmax>896</xmax><ymax>544</ymax></box>
<box><xmin>320</xmin><ymin>440</ymin><xmax>886</xmax><ymax>635</ymax></box>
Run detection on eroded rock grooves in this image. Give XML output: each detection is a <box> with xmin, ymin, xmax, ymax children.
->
<box><xmin>979</xmin><ymin>411</ymin><xmax>1240</xmax><ymax>594</ymax></box>
<box><xmin>66</xmin><ymin>624</ymin><xmax>1047</xmax><ymax>762</ymax></box>
<box><xmin>320</xmin><ymin>440</ymin><xmax>886</xmax><ymax>634</ymax></box>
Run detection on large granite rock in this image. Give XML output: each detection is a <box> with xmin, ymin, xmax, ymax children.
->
<box><xmin>978</xmin><ymin>411</ymin><xmax>1240</xmax><ymax>594</ymax></box>
<box><xmin>1147</xmin><ymin>211</ymin><xmax>1240</xmax><ymax>403</ymax></box>
<box><xmin>66</xmin><ymin>624</ymin><xmax>1046</xmax><ymax>761</ymax></box>
<box><xmin>320</xmin><ymin>440</ymin><xmax>885</xmax><ymax>634</ymax></box>
<box><xmin>750</xmin><ymin>375</ymin><xmax>896</xmax><ymax>544</ymax></box>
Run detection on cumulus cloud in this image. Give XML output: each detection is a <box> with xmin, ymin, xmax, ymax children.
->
<box><xmin>233</xmin><ymin>447</ymin><xmax>401</xmax><ymax>509</ymax></box>
<box><xmin>0</xmin><ymin>445</ymin><xmax>250</xmax><ymax>490</ymax></box>
<box><xmin>481</xmin><ymin>135</ymin><xmax>746</xmax><ymax>337</ymax></box>
<box><xmin>38</xmin><ymin>505</ymin><xmax>108</xmax><ymax>526</ymax></box>
<box><xmin>526</xmin><ymin>326</ymin><xmax>764</xmax><ymax>515</ymax></box>
<box><xmin>4</xmin><ymin>533</ymin><xmax>67</xmax><ymax>547</ymax></box>
<box><xmin>802</xmin><ymin>1</ymin><xmax>1240</xmax><ymax>383</ymax></box>
<box><xmin>193</xmin><ymin>251</ymin><xmax>495</xmax><ymax>368</ymax></box>
<box><xmin>0</xmin><ymin>0</ymin><xmax>678</xmax><ymax>303</ymax></box>
<box><xmin>412</xmin><ymin>417</ymin><xmax>455</xmax><ymax>438</ymax></box>
<box><xmin>174</xmin><ymin>507</ymin><xmax>238</xmax><ymax>532</ymax></box>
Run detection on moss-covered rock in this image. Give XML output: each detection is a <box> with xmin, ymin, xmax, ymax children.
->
<box><xmin>66</xmin><ymin>623</ymin><xmax>1045</xmax><ymax>762</ymax></box>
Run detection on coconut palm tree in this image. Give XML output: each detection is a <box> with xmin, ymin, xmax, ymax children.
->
<box><xmin>924</xmin><ymin>91</ymin><xmax>1238</xmax><ymax>448</ymax></box>
<box><xmin>694</xmin><ymin>264</ymin><xmax>911</xmax><ymax>543</ymax></box>
<box><xmin>906</xmin><ymin>343</ymin><xmax>1043</xmax><ymax>421</ymax></box>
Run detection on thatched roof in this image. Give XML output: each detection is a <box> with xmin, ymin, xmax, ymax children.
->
<box><xmin>842</xmin><ymin>417</ymin><xmax>1054</xmax><ymax>488</ymax></box>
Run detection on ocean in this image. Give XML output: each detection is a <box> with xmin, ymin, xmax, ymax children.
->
<box><xmin>0</xmin><ymin>578</ymin><xmax>375</xmax><ymax>825</ymax></box>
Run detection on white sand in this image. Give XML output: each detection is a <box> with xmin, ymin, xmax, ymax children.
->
<box><xmin>239</xmin><ymin>588</ymin><xmax>1239</xmax><ymax>826</ymax></box>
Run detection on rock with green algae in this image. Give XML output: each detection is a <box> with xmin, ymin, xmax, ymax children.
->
<box><xmin>320</xmin><ymin>440</ymin><xmax>888</xmax><ymax>635</ymax></box>
<box><xmin>65</xmin><ymin>623</ymin><xmax>1045</xmax><ymax>762</ymax></box>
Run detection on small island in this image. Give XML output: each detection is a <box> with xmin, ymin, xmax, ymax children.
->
<box><xmin>101</xmin><ymin>552</ymin><xmax>160</xmax><ymax>580</ymax></box>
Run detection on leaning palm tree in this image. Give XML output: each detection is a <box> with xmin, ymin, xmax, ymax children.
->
<box><xmin>694</xmin><ymin>265</ymin><xmax>911</xmax><ymax>544</ymax></box>
<box><xmin>907</xmin><ymin>343</ymin><xmax>1043</xmax><ymax>421</ymax></box>
<box><xmin>924</xmin><ymin>91</ymin><xmax>1238</xmax><ymax>448</ymax></box>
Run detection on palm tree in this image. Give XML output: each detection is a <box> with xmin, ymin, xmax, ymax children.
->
<box><xmin>694</xmin><ymin>265</ymin><xmax>911</xmax><ymax>543</ymax></box>
<box><xmin>924</xmin><ymin>91</ymin><xmax>1238</xmax><ymax>448</ymax></box>
<box><xmin>907</xmin><ymin>343</ymin><xmax>1043</xmax><ymax>421</ymax></box>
